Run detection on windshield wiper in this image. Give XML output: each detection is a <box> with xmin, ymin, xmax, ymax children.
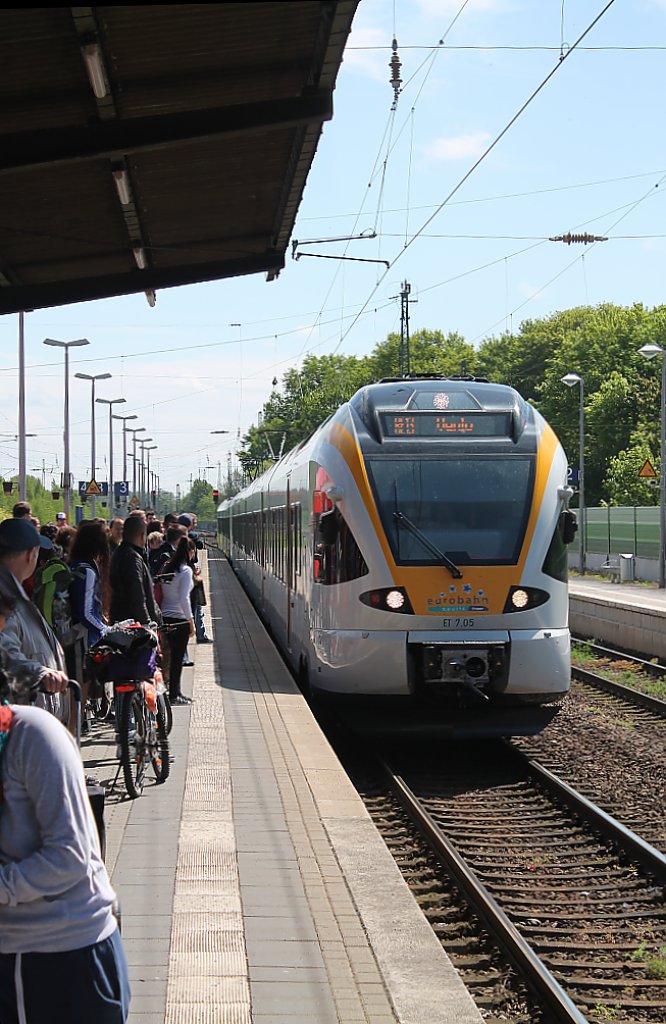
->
<box><xmin>393</xmin><ymin>510</ymin><xmax>463</xmax><ymax>579</ymax></box>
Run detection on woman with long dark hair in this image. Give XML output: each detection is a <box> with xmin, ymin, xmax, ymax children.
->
<box><xmin>69</xmin><ymin>521</ymin><xmax>110</xmax><ymax>646</ymax></box>
<box><xmin>158</xmin><ymin>535</ymin><xmax>194</xmax><ymax>705</ymax></box>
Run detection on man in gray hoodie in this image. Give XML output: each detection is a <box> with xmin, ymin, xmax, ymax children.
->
<box><xmin>0</xmin><ymin>518</ymin><xmax>70</xmax><ymax>720</ymax></box>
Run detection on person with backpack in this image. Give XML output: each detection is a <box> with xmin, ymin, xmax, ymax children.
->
<box><xmin>69</xmin><ymin>522</ymin><xmax>110</xmax><ymax>646</ymax></box>
<box><xmin>69</xmin><ymin>522</ymin><xmax>111</xmax><ymax>725</ymax></box>
<box><xmin>32</xmin><ymin>533</ymin><xmax>88</xmax><ymax>702</ymax></box>
<box><xmin>0</xmin><ymin>518</ymin><xmax>70</xmax><ymax>725</ymax></box>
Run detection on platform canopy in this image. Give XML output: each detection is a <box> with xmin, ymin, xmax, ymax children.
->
<box><xmin>0</xmin><ymin>3</ymin><xmax>358</xmax><ymax>314</ymax></box>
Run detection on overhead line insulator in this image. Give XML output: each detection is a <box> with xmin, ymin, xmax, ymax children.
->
<box><xmin>390</xmin><ymin>37</ymin><xmax>402</xmax><ymax>111</ymax></box>
<box><xmin>549</xmin><ymin>232</ymin><xmax>608</xmax><ymax>245</ymax></box>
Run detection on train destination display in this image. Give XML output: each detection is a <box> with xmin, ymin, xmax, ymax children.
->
<box><xmin>380</xmin><ymin>412</ymin><xmax>511</xmax><ymax>438</ymax></box>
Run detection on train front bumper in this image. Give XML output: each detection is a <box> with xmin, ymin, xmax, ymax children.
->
<box><xmin>311</xmin><ymin>626</ymin><xmax>570</xmax><ymax>700</ymax></box>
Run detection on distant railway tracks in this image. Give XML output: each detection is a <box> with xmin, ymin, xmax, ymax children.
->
<box><xmin>571</xmin><ymin>636</ymin><xmax>666</xmax><ymax>718</ymax></box>
<box><xmin>353</xmin><ymin>742</ymin><xmax>666</xmax><ymax>1024</ymax></box>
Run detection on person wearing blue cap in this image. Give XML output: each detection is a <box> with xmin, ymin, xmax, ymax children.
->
<box><xmin>0</xmin><ymin>518</ymin><xmax>70</xmax><ymax>719</ymax></box>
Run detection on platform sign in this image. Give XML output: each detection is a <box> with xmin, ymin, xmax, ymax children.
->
<box><xmin>114</xmin><ymin>481</ymin><xmax>129</xmax><ymax>499</ymax></box>
<box><xmin>639</xmin><ymin>459</ymin><xmax>657</xmax><ymax>479</ymax></box>
<box><xmin>567</xmin><ymin>466</ymin><xmax>579</xmax><ymax>487</ymax></box>
<box><xmin>78</xmin><ymin>480</ymin><xmax>109</xmax><ymax>497</ymax></box>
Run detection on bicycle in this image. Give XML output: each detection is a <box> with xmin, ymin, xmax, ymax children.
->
<box><xmin>88</xmin><ymin>622</ymin><xmax>170</xmax><ymax>799</ymax></box>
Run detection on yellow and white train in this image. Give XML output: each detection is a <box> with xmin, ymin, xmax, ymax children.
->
<box><xmin>218</xmin><ymin>378</ymin><xmax>576</xmax><ymax>735</ymax></box>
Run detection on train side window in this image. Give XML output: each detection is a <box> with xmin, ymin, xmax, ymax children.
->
<box><xmin>314</xmin><ymin>507</ymin><xmax>368</xmax><ymax>586</ymax></box>
<box><xmin>542</xmin><ymin>518</ymin><xmax>569</xmax><ymax>582</ymax></box>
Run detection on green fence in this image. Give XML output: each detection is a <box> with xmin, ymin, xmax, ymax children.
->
<box><xmin>584</xmin><ymin>506</ymin><xmax>659</xmax><ymax>559</ymax></box>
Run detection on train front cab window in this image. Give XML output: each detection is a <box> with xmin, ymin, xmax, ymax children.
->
<box><xmin>366</xmin><ymin>456</ymin><xmax>534</xmax><ymax>565</ymax></box>
<box><xmin>313</xmin><ymin>491</ymin><xmax>368</xmax><ymax>586</ymax></box>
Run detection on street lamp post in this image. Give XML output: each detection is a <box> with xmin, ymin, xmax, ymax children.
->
<box><xmin>127</xmin><ymin>427</ymin><xmax>146</xmax><ymax>496</ymax></box>
<box><xmin>43</xmin><ymin>338</ymin><xmax>90</xmax><ymax>519</ymax></box>
<box><xmin>96</xmin><ymin>397</ymin><xmax>126</xmax><ymax>516</ymax></box>
<box><xmin>75</xmin><ymin>372</ymin><xmax>112</xmax><ymax>517</ymax></box>
<box><xmin>639</xmin><ymin>343</ymin><xmax>666</xmax><ymax>588</ymax></box>
<box><xmin>138</xmin><ymin>439</ymin><xmax>153</xmax><ymax>505</ymax></box>
<box><xmin>142</xmin><ymin>445</ymin><xmax>157</xmax><ymax>507</ymax></box>
<box><xmin>112</xmin><ymin>413</ymin><xmax>137</xmax><ymax>509</ymax></box>
<box><xmin>561</xmin><ymin>372</ymin><xmax>585</xmax><ymax>575</ymax></box>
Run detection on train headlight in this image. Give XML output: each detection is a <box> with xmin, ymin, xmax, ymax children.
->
<box><xmin>360</xmin><ymin>587</ymin><xmax>414</xmax><ymax>614</ymax></box>
<box><xmin>503</xmin><ymin>586</ymin><xmax>550</xmax><ymax>613</ymax></box>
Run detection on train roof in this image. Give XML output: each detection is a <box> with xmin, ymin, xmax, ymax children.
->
<box><xmin>349</xmin><ymin>377</ymin><xmax>528</xmax><ymax>419</ymax></box>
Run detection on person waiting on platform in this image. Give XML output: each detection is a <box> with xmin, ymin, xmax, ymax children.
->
<box><xmin>0</xmin><ymin>518</ymin><xmax>70</xmax><ymax>724</ymax></box>
<box><xmin>109</xmin><ymin>516</ymin><xmax>161</xmax><ymax>627</ymax></box>
<box><xmin>108</xmin><ymin>517</ymin><xmax>124</xmax><ymax>552</ymax></box>
<box><xmin>159</xmin><ymin>535</ymin><xmax>195</xmax><ymax>706</ymax></box>
<box><xmin>0</xmin><ymin>594</ymin><xmax>131</xmax><ymax>1024</ymax></box>
<box><xmin>11</xmin><ymin>502</ymin><xmax>32</xmax><ymax>520</ymax></box>
<box><xmin>69</xmin><ymin>521</ymin><xmax>110</xmax><ymax>722</ymax></box>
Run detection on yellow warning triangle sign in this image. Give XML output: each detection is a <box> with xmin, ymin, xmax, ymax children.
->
<box><xmin>639</xmin><ymin>459</ymin><xmax>657</xmax><ymax>479</ymax></box>
<box><xmin>85</xmin><ymin>479</ymin><xmax>102</xmax><ymax>495</ymax></box>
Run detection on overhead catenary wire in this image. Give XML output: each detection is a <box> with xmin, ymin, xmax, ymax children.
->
<box><xmin>329</xmin><ymin>0</ymin><xmax>618</xmax><ymax>355</ymax></box>
<box><xmin>470</xmin><ymin>170</ymin><xmax>666</xmax><ymax>344</ymax></box>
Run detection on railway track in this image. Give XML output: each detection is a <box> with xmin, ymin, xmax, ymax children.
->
<box><xmin>571</xmin><ymin>636</ymin><xmax>666</xmax><ymax>717</ymax></box>
<box><xmin>350</xmin><ymin>740</ymin><xmax>666</xmax><ymax>1024</ymax></box>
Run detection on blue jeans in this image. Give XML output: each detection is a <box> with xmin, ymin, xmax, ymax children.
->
<box><xmin>193</xmin><ymin>603</ymin><xmax>207</xmax><ymax>640</ymax></box>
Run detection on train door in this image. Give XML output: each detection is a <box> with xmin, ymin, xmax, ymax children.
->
<box><xmin>260</xmin><ymin>491</ymin><xmax>265</xmax><ymax>607</ymax></box>
<box><xmin>286</xmin><ymin>479</ymin><xmax>292</xmax><ymax>651</ymax></box>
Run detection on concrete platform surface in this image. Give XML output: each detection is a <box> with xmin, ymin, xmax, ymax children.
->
<box><xmin>83</xmin><ymin>550</ymin><xmax>482</xmax><ymax>1024</ymax></box>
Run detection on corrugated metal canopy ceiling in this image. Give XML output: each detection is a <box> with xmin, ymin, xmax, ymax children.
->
<box><xmin>0</xmin><ymin>3</ymin><xmax>358</xmax><ymax>313</ymax></box>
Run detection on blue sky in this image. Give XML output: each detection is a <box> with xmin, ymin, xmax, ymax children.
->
<box><xmin>1</xmin><ymin>0</ymin><xmax>664</xmax><ymax>495</ymax></box>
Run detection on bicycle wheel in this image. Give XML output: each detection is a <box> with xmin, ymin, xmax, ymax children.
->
<box><xmin>119</xmin><ymin>689</ymin><xmax>148</xmax><ymax>799</ymax></box>
<box><xmin>161</xmin><ymin>690</ymin><xmax>173</xmax><ymax>736</ymax></box>
<box><xmin>152</xmin><ymin>694</ymin><xmax>170</xmax><ymax>783</ymax></box>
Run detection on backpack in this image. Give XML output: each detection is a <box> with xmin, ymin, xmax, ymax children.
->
<box><xmin>32</xmin><ymin>557</ymin><xmax>80</xmax><ymax>646</ymax></box>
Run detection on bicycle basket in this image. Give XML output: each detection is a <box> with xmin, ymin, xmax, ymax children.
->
<box><xmin>88</xmin><ymin>623</ymin><xmax>158</xmax><ymax>683</ymax></box>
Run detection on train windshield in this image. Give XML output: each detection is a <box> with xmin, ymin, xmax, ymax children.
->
<box><xmin>366</xmin><ymin>456</ymin><xmax>535</xmax><ymax>565</ymax></box>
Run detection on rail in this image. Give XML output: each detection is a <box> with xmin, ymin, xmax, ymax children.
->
<box><xmin>383</xmin><ymin>763</ymin><xmax>589</xmax><ymax>1024</ymax></box>
<box><xmin>379</xmin><ymin>746</ymin><xmax>666</xmax><ymax>1023</ymax></box>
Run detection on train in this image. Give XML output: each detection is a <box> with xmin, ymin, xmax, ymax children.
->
<box><xmin>217</xmin><ymin>377</ymin><xmax>577</xmax><ymax>736</ymax></box>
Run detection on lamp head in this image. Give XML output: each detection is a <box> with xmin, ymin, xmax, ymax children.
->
<box><xmin>43</xmin><ymin>338</ymin><xmax>90</xmax><ymax>349</ymax></box>
<box><xmin>561</xmin><ymin>373</ymin><xmax>582</xmax><ymax>388</ymax></box>
<box><xmin>639</xmin><ymin>343</ymin><xmax>663</xmax><ymax>361</ymax></box>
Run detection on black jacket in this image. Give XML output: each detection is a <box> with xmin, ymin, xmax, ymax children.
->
<box><xmin>109</xmin><ymin>542</ymin><xmax>161</xmax><ymax>626</ymax></box>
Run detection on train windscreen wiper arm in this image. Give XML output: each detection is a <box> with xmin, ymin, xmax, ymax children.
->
<box><xmin>392</xmin><ymin>511</ymin><xmax>463</xmax><ymax>579</ymax></box>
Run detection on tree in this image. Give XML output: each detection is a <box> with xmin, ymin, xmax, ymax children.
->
<box><xmin>239</xmin><ymin>353</ymin><xmax>371</xmax><ymax>474</ymax></box>
<box><xmin>605</xmin><ymin>437</ymin><xmax>659</xmax><ymax>506</ymax></box>
<box><xmin>180</xmin><ymin>478</ymin><xmax>216</xmax><ymax>522</ymax></box>
<box><xmin>368</xmin><ymin>329</ymin><xmax>477</xmax><ymax>381</ymax></box>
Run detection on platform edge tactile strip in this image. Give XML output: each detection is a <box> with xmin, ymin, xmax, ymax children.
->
<box><xmin>163</xmin><ymin>553</ymin><xmax>252</xmax><ymax>1024</ymax></box>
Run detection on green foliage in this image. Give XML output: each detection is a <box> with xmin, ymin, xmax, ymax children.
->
<box><xmin>605</xmin><ymin>436</ymin><xmax>659</xmax><ymax>506</ymax></box>
<box><xmin>179</xmin><ymin>478</ymin><xmax>217</xmax><ymax>522</ymax></box>
<box><xmin>237</xmin><ymin>302</ymin><xmax>666</xmax><ymax>509</ymax></box>
<box><xmin>368</xmin><ymin>329</ymin><xmax>477</xmax><ymax>381</ymax></box>
<box><xmin>0</xmin><ymin>475</ymin><xmax>66</xmax><ymax>524</ymax></box>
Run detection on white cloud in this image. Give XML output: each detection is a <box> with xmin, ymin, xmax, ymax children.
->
<box><xmin>516</xmin><ymin>281</ymin><xmax>545</xmax><ymax>302</ymax></box>
<box><xmin>423</xmin><ymin>131</ymin><xmax>492</xmax><ymax>161</ymax></box>
<box><xmin>343</xmin><ymin>25</ymin><xmax>390</xmax><ymax>82</ymax></box>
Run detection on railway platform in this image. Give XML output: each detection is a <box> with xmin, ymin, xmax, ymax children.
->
<box><xmin>569</xmin><ymin>575</ymin><xmax>666</xmax><ymax>657</ymax></box>
<box><xmin>80</xmin><ymin>549</ymin><xmax>483</xmax><ymax>1024</ymax></box>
